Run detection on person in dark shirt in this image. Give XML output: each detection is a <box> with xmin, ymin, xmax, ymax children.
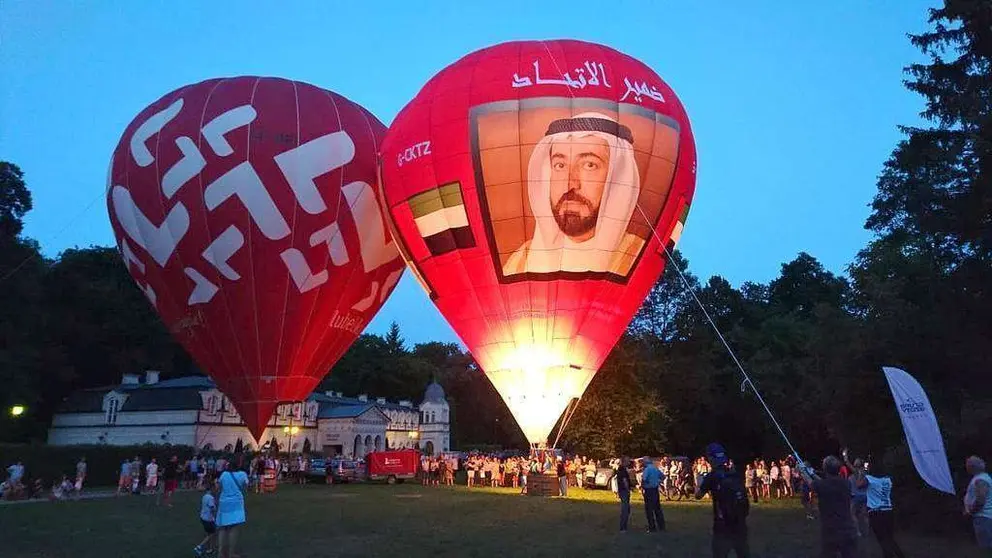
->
<box><xmin>696</xmin><ymin>443</ymin><xmax>750</xmax><ymax>557</ymax></box>
<box><xmin>616</xmin><ymin>457</ymin><xmax>633</xmax><ymax>532</ymax></box>
<box><xmin>800</xmin><ymin>455</ymin><xmax>858</xmax><ymax>558</ymax></box>
<box><xmin>556</xmin><ymin>458</ymin><xmax>568</xmax><ymax>497</ymax></box>
<box><xmin>161</xmin><ymin>455</ymin><xmax>180</xmax><ymax>508</ymax></box>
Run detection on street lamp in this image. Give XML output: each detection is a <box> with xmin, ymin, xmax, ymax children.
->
<box><xmin>10</xmin><ymin>405</ymin><xmax>25</xmax><ymax>417</ymax></box>
<box><xmin>283</xmin><ymin>425</ymin><xmax>299</xmax><ymax>453</ymax></box>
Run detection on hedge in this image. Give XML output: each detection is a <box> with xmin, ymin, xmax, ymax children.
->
<box><xmin>0</xmin><ymin>443</ymin><xmax>201</xmax><ymax>487</ymax></box>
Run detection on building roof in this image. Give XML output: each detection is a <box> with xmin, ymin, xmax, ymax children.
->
<box><xmin>316</xmin><ymin>403</ymin><xmax>375</xmax><ymax>419</ymax></box>
<box><xmin>146</xmin><ymin>376</ymin><xmax>216</xmax><ymax>389</ymax></box>
<box><xmin>54</xmin><ymin>375</ymin><xmax>427</xmax><ymax>416</ymax></box>
<box><xmin>423</xmin><ymin>381</ymin><xmax>446</xmax><ymax>404</ymax></box>
<box><xmin>120</xmin><ymin>388</ymin><xmax>203</xmax><ymax>411</ymax></box>
<box><xmin>308</xmin><ymin>392</ymin><xmax>415</xmax><ymax>412</ymax></box>
<box><xmin>57</xmin><ymin>389</ymin><xmax>106</xmax><ymax>413</ymax></box>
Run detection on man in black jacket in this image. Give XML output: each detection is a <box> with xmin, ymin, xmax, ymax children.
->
<box><xmin>696</xmin><ymin>443</ymin><xmax>751</xmax><ymax>558</ymax></box>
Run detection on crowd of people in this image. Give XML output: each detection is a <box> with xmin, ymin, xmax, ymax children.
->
<box><xmin>6</xmin><ymin>447</ymin><xmax>992</xmax><ymax>556</ymax></box>
<box><xmin>1</xmin><ymin>457</ymin><xmax>88</xmax><ymax>502</ymax></box>
<box><xmin>417</xmin><ymin>451</ymin><xmax>804</xmax><ymax>502</ymax></box>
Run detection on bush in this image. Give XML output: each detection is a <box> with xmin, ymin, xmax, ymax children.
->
<box><xmin>0</xmin><ymin>443</ymin><xmax>197</xmax><ymax>488</ymax></box>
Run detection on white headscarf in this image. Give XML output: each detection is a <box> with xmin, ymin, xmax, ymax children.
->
<box><xmin>516</xmin><ymin>111</ymin><xmax>640</xmax><ymax>274</ymax></box>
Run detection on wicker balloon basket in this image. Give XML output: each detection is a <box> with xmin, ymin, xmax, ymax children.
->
<box><xmin>526</xmin><ymin>473</ymin><xmax>561</xmax><ymax>497</ymax></box>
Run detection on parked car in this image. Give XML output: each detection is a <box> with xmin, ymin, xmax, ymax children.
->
<box><xmin>308</xmin><ymin>456</ymin><xmax>328</xmax><ymax>478</ymax></box>
<box><xmin>592</xmin><ymin>460</ymin><xmax>618</xmax><ymax>491</ymax></box>
<box><xmin>307</xmin><ymin>457</ymin><xmax>363</xmax><ymax>483</ymax></box>
<box><xmin>327</xmin><ymin>458</ymin><xmax>364</xmax><ymax>483</ymax></box>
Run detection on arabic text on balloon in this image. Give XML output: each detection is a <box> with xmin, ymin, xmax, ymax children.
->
<box><xmin>511</xmin><ymin>60</ymin><xmax>612</xmax><ymax>90</ymax></box>
<box><xmin>619</xmin><ymin>77</ymin><xmax>666</xmax><ymax>103</ymax></box>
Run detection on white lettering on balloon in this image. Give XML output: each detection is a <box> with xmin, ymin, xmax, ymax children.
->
<box><xmin>274</xmin><ymin>131</ymin><xmax>356</xmax><ymax>214</ymax></box>
<box><xmin>379</xmin><ymin>268</ymin><xmax>403</xmax><ymax>302</ymax></box>
<box><xmin>619</xmin><ymin>77</ymin><xmax>666</xmax><ymax>104</ymax></box>
<box><xmin>309</xmin><ymin>222</ymin><xmax>349</xmax><ymax>266</ymax></box>
<box><xmin>118</xmin><ymin>97</ymin><xmax>399</xmax><ymax>312</ymax></box>
<box><xmin>511</xmin><ymin>60</ymin><xmax>611</xmax><ymax>90</ymax></box>
<box><xmin>184</xmin><ymin>267</ymin><xmax>219</xmax><ymax>305</ymax></box>
<box><xmin>396</xmin><ymin>141</ymin><xmax>430</xmax><ymax>168</ymax></box>
<box><xmin>130</xmin><ymin>98</ymin><xmax>184</xmax><ymax>167</ymax></box>
<box><xmin>276</xmin><ymin>179</ymin><xmax>400</xmax><ymax>299</ymax></box>
<box><xmin>141</xmin><ymin>283</ymin><xmax>157</xmax><ymax>306</ymax></box>
<box><xmin>352</xmin><ymin>281</ymin><xmax>379</xmax><ymax>311</ymax></box>
<box><xmin>111</xmin><ymin>185</ymin><xmax>190</xmax><ymax>267</ymax></box>
<box><xmin>120</xmin><ymin>238</ymin><xmax>146</xmax><ymax>274</ymax></box>
<box><xmin>203</xmin><ymin>162</ymin><xmax>291</xmax><ymax>240</ymax></box>
<box><xmin>202</xmin><ymin>105</ymin><xmax>257</xmax><ymax>157</ymax></box>
<box><xmin>342</xmin><ymin>181</ymin><xmax>399</xmax><ymax>272</ymax></box>
<box><xmin>279</xmin><ymin>248</ymin><xmax>329</xmax><ymax>293</ymax></box>
<box><xmin>202</xmin><ymin>225</ymin><xmax>244</xmax><ymax>281</ymax></box>
<box><xmin>161</xmin><ymin>137</ymin><xmax>207</xmax><ymax>199</ymax></box>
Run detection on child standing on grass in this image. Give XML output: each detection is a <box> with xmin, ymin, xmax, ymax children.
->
<box><xmin>194</xmin><ymin>480</ymin><xmax>218</xmax><ymax>557</ymax></box>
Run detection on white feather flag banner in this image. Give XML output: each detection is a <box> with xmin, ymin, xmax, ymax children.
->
<box><xmin>882</xmin><ymin>366</ymin><xmax>955</xmax><ymax>494</ymax></box>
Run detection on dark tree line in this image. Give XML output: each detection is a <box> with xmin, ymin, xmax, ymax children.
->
<box><xmin>1</xmin><ymin>1</ymin><xmax>989</xmax><ymax>529</ymax></box>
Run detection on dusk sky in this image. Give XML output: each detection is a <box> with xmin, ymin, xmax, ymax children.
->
<box><xmin>2</xmin><ymin>1</ymin><xmax>936</xmax><ymax>346</ymax></box>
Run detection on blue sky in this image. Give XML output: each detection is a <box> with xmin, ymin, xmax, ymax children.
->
<box><xmin>1</xmin><ymin>1</ymin><xmax>936</xmax><ymax>346</ymax></box>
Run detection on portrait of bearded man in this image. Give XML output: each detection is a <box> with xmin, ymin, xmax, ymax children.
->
<box><xmin>503</xmin><ymin>111</ymin><xmax>642</xmax><ymax>276</ymax></box>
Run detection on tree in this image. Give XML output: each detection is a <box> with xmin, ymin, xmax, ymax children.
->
<box><xmin>0</xmin><ymin>162</ymin><xmax>32</xmax><ymax>239</ymax></box>
<box><xmin>384</xmin><ymin>321</ymin><xmax>406</xmax><ymax>356</ymax></box>
<box><xmin>559</xmin><ymin>337</ymin><xmax>669</xmax><ymax>457</ymax></box>
<box><xmin>867</xmin><ymin>2</ymin><xmax>992</xmax><ymax>264</ymax></box>
<box><xmin>852</xmin><ymin>0</ymin><xmax>992</xmax><ymax>452</ymax></box>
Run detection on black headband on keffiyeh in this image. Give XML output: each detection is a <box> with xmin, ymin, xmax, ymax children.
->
<box><xmin>545</xmin><ymin>117</ymin><xmax>634</xmax><ymax>144</ymax></box>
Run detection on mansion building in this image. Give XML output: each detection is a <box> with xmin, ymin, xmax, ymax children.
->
<box><xmin>47</xmin><ymin>371</ymin><xmax>451</xmax><ymax>459</ymax></box>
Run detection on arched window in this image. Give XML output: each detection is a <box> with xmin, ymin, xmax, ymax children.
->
<box><xmin>106</xmin><ymin>399</ymin><xmax>120</xmax><ymax>425</ymax></box>
<box><xmin>430</xmin><ymin>411</ymin><xmax>436</xmax><ymax>423</ymax></box>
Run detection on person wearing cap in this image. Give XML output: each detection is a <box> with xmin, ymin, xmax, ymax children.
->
<box><xmin>696</xmin><ymin>443</ymin><xmax>751</xmax><ymax>557</ymax></box>
<box><xmin>640</xmin><ymin>456</ymin><xmax>666</xmax><ymax>533</ymax></box>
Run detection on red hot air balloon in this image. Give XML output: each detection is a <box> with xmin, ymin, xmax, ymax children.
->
<box><xmin>380</xmin><ymin>40</ymin><xmax>696</xmax><ymax>446</ymax></box>
<box><xmin>107</xmin><ymin>77</ymin><xmax>404</xmax><ymax>440</ymax></box>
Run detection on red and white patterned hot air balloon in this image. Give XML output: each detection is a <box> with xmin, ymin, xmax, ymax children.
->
<box><xmin>107</xmin><ymin>76</ymin><xmax>404</xmax><ymax>440</ymax></box>
<box><xmin>379</xmin><ymin>40</ymin><xmax>696</xmax><ymax>446</ymax></box>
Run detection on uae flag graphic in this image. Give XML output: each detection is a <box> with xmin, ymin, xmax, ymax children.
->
<box><xmin>408</xmin><ymin>182</ymin><xmax>475</xmax><ymax>256</ymax></box>
<box><xmin>670</xmin><ymin>203</ymin><xmax>690</xmax><ymax>246</ymax></box>
<box><xmin>665</xmin><ymin>203</ymin><xmax>690</xmax><ymax>253</ymax></box>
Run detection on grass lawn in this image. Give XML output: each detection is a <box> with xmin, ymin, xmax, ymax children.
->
<box><xmin>0</xmin><ymin>483</ymin><xmax>977</xmax><ymax>557</ymax></box>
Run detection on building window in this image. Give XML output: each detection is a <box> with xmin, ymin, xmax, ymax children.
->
<box><xmin>208</xmin><ymin>395</ymin><xmax>219</xmax><ymax>415</ymax></box>
<box><xmin>430</xmin><ymin>411</ymin><xmax>436</xmax><ymax>423</ymax></box>
<box><xmin>106</xmin><ymin>399</ymin><xmax>119</xmax><ymax>425</ymax></box>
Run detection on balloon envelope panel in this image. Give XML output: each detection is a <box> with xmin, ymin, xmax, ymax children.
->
<box><xmin>380</xmin><ymin>40</ymin><xmax>696</xmax><ymax>444</ymax></box>
<box><xmin>107</xmin><ymin>76</ymin><xmax>404</xmax><ymax>439</ymax></box>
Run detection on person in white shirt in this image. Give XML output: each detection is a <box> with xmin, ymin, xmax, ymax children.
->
<box><xmin>146</xmin><ymin>458</ymin><xmax>159</xmax><ymax>492</ymax></box>
<box><xmin>770</xmin><ymin>462</ymin><xmax>781</xmax><ymax>498</ymax></box>
<box><xmin>780</xmin><ymin>462</ymin><xmax>792</xmax><ymax>497</ymax></box>
<box><xmin>194</xmin><ymin>479</ymin><xmax>218</xmax><ymax>557</ymax></box>
<box><xmin>74</xmin><ymin>457</ymin><xmax>87</xmax><ymax>497</ymax></box>
<box><xmin>965</xmin><ymin>455</ymin><xmax>992</xmax><ymax>549</ymax></box>
<box><xmin>856</xmin><ymin>460</ymin><xmax>906</xmax><ymax>558</ymax></box>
